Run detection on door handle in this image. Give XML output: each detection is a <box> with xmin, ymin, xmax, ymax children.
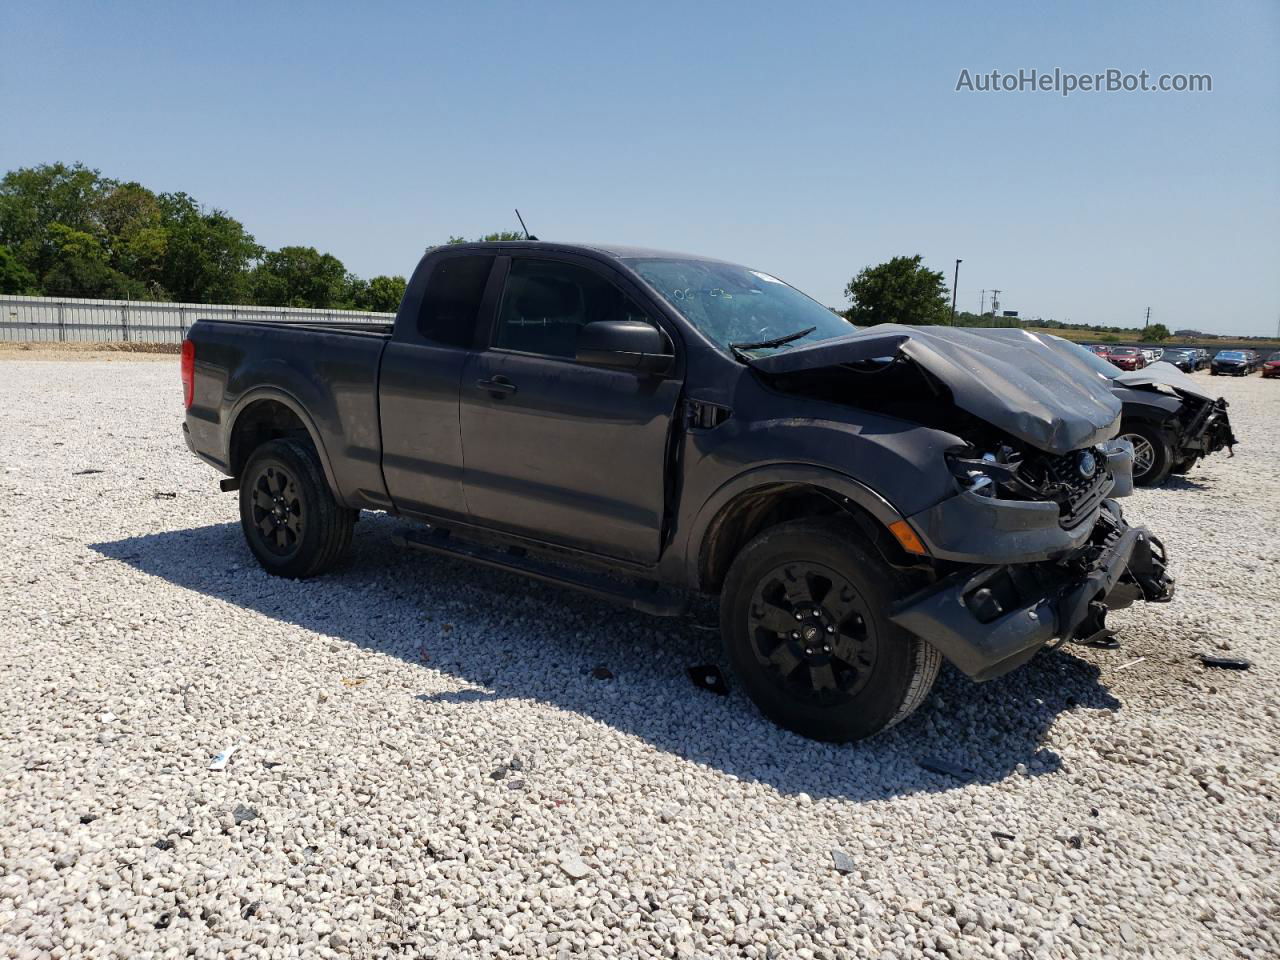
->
<box><xmin>476</xmin><ymin>376</ymin><xmax>517</xmax><ymax>396</ymax></box>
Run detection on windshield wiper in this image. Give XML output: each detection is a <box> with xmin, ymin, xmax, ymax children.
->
<box><xmin>729</xmin><ymin>326</ymin><xmax>816</xmax><ymax>361</ymax></box>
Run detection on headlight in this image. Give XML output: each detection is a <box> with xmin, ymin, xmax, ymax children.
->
<box><xmin>946</xmin><ymin>450</ymin><xmax>1008</xmax><ymax>497</ymax></box>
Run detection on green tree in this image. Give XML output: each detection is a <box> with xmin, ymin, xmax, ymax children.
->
<box><xmin>1146</xmin><ymin>323</ymin><xmax>1170</xmax><ymax>341</ymax></box>
<box><xmin>445</xmin><ymin>230</ymin><xmax>525</xmax><ymax>246</ymax></box>
<box><xmin>844</xmin><ymin>254</ymin><xmax>950</xmax><ymax>326</ymax></box>
<box><xmin>156</xmin><ymin>192</ymin><xmax>261</xmax><ymax>303</ymax></box>
<box><xmin>1</xmin><ymin>161</ymin><xmax>411</xmax><ymax>309</ymax></box>
<box><xmin>249</xmin><ymin>246</ymin><xmax>352</xmax><ymax>309</ymax></box>
<box><xmin>99</xmin><ymin>181</ymin><xmax>167</xmax><ymax>292</ymax></box>
<box><xmin>41</xmin><ymin>223</ymin><xmax>144</xmax><ymax>299</ymax></box>
<box><xmin>0</xmin><ymin>244</ymin><xmax>38</xmax><ymax>294</ymax></box>
<box><xmin>360</xmin><ymin>274</ymin><xmax>407</xmax><ymax>312</ymax></box>
<box><xmin>0</xmin><ymin>162</ymin><xmax>111</xmax><ymax>289</ymax></box>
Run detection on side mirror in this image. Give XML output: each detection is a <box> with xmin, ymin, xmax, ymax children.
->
<box><xmin>576</xmin><ymin>321</ymin><xmax>673</xmax><ymax>374</ymax></box>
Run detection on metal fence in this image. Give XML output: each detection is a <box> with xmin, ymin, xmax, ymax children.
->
<box><xmin>0</xmin><ymin>295</ymin><xmax>395</xmax><ymax>344</ymax></box>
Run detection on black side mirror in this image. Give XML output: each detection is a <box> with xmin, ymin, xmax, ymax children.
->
<box><xmin>576</xmin><ymin>321</ymin><xmax>673</xmax><ymax>374</ymax></box>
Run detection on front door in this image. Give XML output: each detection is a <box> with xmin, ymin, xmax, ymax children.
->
<box><xmin>459</xmin><ymin>256</ymin><xmax>682</xmax><ymax>564</ymax></box>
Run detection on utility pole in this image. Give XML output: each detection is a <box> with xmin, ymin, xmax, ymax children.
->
<box><xmin>990</xmin><ymin>289</ymin><xmax>1001</xmax><ymax>324</ymax></box>
<box><xmin>950</xmin><ymin>259</ymin><xmax>962</xmax><ymax>325</ymax></box>
<box><xmin>1144</xmin><ymin>306</ymin><xmax>1150</xmax><ymax>329</ymax></box>
<box><xmin>979</xmin><ymin>290</ymin><xmax>986</xmax><ymax>316</ymax></box>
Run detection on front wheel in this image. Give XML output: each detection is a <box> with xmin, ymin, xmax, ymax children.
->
<box><xmin>239</xmin><ymin>438</ymin><xmax>356</xmax><ymax>578</ymax></box>
<box><xmin>1118</xmin><ymin>421</ymin><xmax>1174</xmax><ymax>487</ymax></box>
<box><xmin>720</xmin><ymin>519</ymin><xmax>941</xmax><ymax>742</ymax></box>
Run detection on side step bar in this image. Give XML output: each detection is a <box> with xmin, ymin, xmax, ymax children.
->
<box><xmin>392</xmin><ymin>527</ymin><xmax>688</xmax><ymax>618</ymax></box>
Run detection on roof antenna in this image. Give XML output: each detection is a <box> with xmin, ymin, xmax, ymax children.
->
<box><xmin>514</xmin><ymin>208</ymin><xmax>538</xmax><ymax>241</ymax></box>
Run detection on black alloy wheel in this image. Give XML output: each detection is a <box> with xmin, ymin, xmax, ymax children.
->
<box><xmin>746</xmin><ymin>561</ymin><xmax>878</xmax><ymax>704</ymax></box>
<box><xmin>249</xmin><ymin>463</ymin><xmax>304</xmax><ymax>556</ymax></box>
<box><xmin>721</xmin><ymin>519</ymin><xmax>941</xmax><ymax>742</ymax></box>
<box><xmin>238</xmin><ymin>438</ymin><xmax>356</xmax><ymax>579</ymax></box>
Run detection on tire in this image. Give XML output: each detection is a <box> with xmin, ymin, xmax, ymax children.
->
<box><xmin>719</xmin><ymin>519</ymin><xmax>941</xmax><ymax>742</ymax></box>
<box><xmin>239</xmin><ymin>438</ymin><xmax>356</xmax><ymax>578</ymax></box>
<box><xmin>1118</xmin><ymin>421</ymin><xmax>1174</xmax><ymax>487</ymax></box>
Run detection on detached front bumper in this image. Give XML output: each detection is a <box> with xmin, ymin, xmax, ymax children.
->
<box><xmin>890</xmin><ymin>500</ymin><xmax>1174</xmax><ymax>681</ymax></box>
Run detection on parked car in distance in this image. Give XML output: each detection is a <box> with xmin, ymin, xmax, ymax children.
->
<box><xmin>1107</xmin><ymin>346</ymin><xmax>1147</xmax><ymax>371</ymax></box>
<box><xmin>1211</xmin><ymin>350</ymin><xmax>1254</xmax><ymax>376</ymax></box>
<box><xmin>1051</xmin><ymin>340</ymin><xmax>1237</xmax><ymax>486</ymax></box>
<box><xmin>1085</xmin><ymin>344</ymin><xmax>1110</xmax><ymax>357</ymax></box>
<box><xmin>1160</xmin><ymin>348</ymin><xmax>1199</xmax><ymax>373</ymax></box>
<box><xmin>1262</xmin><ymin>352</ymin><xmax>1280</xmax><ymax>379</ymax></box>
<box><xmin>179</xmin><ymin>240</ymin><xmax>1174</xmax><ymax>743</ymax></box>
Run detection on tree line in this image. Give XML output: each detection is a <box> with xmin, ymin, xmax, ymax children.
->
<box><xmin>0</xmin><ymin>163</ymin><xmax>410</xmax><ymax>311</ymax></box>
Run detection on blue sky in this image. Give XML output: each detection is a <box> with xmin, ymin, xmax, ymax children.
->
<box><xmin>3</xmin><ymin>1</ymin><xmax>1277</xmax><ymax>334</ymax></box>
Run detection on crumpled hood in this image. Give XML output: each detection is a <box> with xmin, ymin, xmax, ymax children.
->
<box><xmin>749</xmin><ymin>325</ymin><xmax>1122</xmax><ymax>455</ymax></box>
<box><xmin>1115</xmin><ymin>360</ymin><xmax>1217</xmax><ymax>402</ymax></box>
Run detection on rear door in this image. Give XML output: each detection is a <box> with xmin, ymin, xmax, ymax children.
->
<box><xmin>459</xmin><ymin>254</ymin><xmax>682</xmax><ymax>563</ymax></box>
<box><xmin>379</xmin><ymin>253</ymin><xmax>501</xmax><ymax>520</ymax></box>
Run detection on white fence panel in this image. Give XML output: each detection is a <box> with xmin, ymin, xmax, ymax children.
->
<box><xmin>0</xmin><ymin>295</ymin><xmax>395</xmax><ymax>344</ymax></box>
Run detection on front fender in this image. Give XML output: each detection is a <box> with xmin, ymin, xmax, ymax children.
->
<box><xmin>673</xmin><ymin>463</ymin><xmax>908</xmax><ymax>589</ymax></box>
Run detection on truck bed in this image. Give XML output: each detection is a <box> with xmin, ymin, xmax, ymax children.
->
<box><xmin>183</xmin><ymin>317</ymin><xmax>393</xmax><ymax>510</ymax></box>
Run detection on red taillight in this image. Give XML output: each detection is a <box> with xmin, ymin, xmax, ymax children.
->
<box><xmin>181</xmin><ymin>339</ymin><xmax>195</xmax><ymax>409</ymax></box>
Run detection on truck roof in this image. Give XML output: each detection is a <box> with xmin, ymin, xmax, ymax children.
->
<box><xmin>434</xmin><ymin>240</ymin><xmax>735</xmax><ymax>265</ymax></box>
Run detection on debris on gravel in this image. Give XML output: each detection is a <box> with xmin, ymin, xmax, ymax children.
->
<box><xmin>1</xmin><ymin>358</ymin><xmax>1278</xmax><ymax>959</ymax></box>
<box><xmin>830</xmin><ymin>847</ymin><xmax>855</xmax><ymax>874</ymax></box>
<box><xmin>687</xmin><ymin>663</ymin><xmax>730</xmax><ymax>695</ymax></box>
<box><xmin>918</xmin><ymin>756</ymin><xmax>975</xmax><ymax>781</ymax></box>
<box><xmin>1199</xmin><ymin>654</ymin><xmax>1253</xmax><ymax>670</ymax></box>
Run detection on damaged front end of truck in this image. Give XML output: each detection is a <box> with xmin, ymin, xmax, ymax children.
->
<box><xmin>749</xmin><ymin>325</ymin><xmax>1175</xmax><ymax>680</ymax></box>
<box><xmin>1112</xmin><ymin>361</ymin><xmax>1237</xmax><ymax>479</ymax></box>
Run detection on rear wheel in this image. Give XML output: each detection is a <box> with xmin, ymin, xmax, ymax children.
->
<box><xmin>720</xmin><ymin>519</ymin><xmax>941</xmax><ymax>742</ymax></box>
<box><xmin>1118</xmin><ymin>421</ymin><xmax>1174</xmax><ymax>487</ymax></box>
<box><xmin>239</xmin><ymin>438</ymin><xmax>356</xmax><ymax>578</ymax></box>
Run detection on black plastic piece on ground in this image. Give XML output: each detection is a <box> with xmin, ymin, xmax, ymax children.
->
<box><xmin>219</xmin><ymin>477</ymin><xmax>240</xmax><ymax>492</ymax></box>
<box><xmin>919</xmin><ymin>757</ymin><xmax>974</xmax><ymax>781</ymax></box>
<box><xmin>687</xmin><ymin>664</ymin><xmax>729</xmax><ymax>695</ymax></box>
<box><xmin>393</xmin><ymin>527</ymin><xmax>687</xmax><ymax>617</ymax></box>
<box><xmin>1084</xmin><ymin>634</ymin><xmax>1121</xmax><ymax>650</ymax></box>
<box><xmin>1199</xmin><ymin>654</ymin><xmax>1251</xmax><ymax>670</ymax></box>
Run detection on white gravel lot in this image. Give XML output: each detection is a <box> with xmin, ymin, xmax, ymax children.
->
<box><xmin>0</xmin><ymin>357</ymin><xmax>1277</xmax><ymax>960</ymax></box>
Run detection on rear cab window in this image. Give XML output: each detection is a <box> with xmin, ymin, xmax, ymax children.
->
<box><xmin>417</xmin><ymin>255</ymin><xmax>495</xmax><ymax>347</ymax></box>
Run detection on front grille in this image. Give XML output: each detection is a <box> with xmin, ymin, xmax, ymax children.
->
<box><xmin>1016</xmin><ymin>449</ymin><xmax>1110</xmax><ymax>529</ymax></box>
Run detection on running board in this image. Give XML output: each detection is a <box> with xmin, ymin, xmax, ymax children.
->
<box><xmin>392</xmin><ymin>527</ymin><xmax>688</xmax><ymax>617</ymax></box>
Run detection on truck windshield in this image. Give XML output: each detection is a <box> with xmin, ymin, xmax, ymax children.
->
<box><xmin>625</xmin><ymin>258</ymin><xmax>853</xmax><ymax>356</ymax></box>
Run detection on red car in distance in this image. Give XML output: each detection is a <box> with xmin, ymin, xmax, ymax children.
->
<box><xmin>1106</xmin><ymin>346</ymin><xmax>1147</xmax><ymax>371</ymax></box>
<box><xmin>1263</xmin><ymin>352</ymin><xmax>1280</xmax><ymax>379</ymax></box>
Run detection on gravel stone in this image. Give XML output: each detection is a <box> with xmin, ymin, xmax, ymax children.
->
<box><xmin>1</xmin><ymin>357</ymin><xmax>1277</xmax><ymax>959</ymax></box>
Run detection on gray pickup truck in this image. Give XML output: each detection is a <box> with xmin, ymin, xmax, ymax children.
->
<box><xmin>181</xmin><ymin>241</ymin><xmax>1174</xmax><ymax>741</ymax></box>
